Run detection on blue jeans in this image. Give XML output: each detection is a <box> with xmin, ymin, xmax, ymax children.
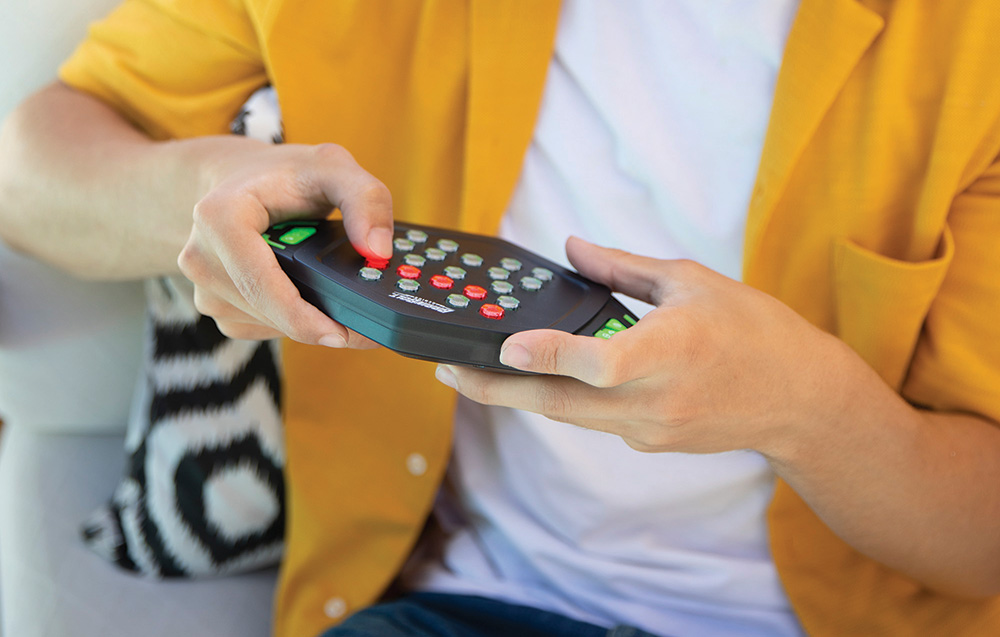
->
<box><xmin>320</xmin><ymin>592</ymin><xmax>662</xmax><ymax>637</ymax></box>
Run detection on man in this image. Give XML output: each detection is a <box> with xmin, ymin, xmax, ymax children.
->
<box><xmin>1</xmin><ymin>1</ymin><xmax>999</xmax><ymax>635</ymax></box>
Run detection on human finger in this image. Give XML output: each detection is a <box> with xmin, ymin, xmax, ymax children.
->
<box><xmin>297</xmin><ymin>143</ymin><xmax>394</xmax><ymax>259</ymax></box>
<box><xmin>499</xmin><ymin>328</ymin><xmax>646</xmax><ymax>387</ymax></box>
<box><xmin>182</xmin><ymin>191</ymin><xmax>352</xmax><ymax>347</ymax></box>
<box><xmin>435</xmin><ymin>364</ymin><xmax>638</xmax><ymax>426</ymax></box>
<box><xmin>564</xmin><ymin>236</ymin><xmax>698</xmax><ymax>307</ymax></box>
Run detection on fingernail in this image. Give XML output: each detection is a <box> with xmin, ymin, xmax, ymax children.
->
<box><xmin>367</xmin><ymin>227</ymin><xmax>393</xmax><ymax>258</ymax></box>
<box><xmin>435</xmin><ymin>365</ymin><xmax>457</xmax><ymax>389</ymax></box>
<box><xmin>499</xmin><ymin>343</ymin><xmax>531</xmax><ymax>368</ymax></box>
<box><xmin>319</xmin><ymin>334</ymin><xmax>347</xmax><ymax>348</ymax></box>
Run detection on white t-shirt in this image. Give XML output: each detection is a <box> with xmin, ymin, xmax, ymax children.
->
<box><xmin>404</xmin><ymin>2</ymin><xmax>804</xmax><ymax>636</ymax></box>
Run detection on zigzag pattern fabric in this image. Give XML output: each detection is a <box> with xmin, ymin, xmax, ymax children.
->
<box><xmin>80</xmin><ymin>85</ymin><xmax>287</xmax><ymax>577</ymax></box>
<box><xmin>81</xmin><ymin>276</ymin><xmax>284</xmax><ymax>576</ymax></box>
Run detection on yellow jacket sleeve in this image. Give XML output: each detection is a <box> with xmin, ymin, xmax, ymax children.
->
<box><xmin>904</xmin><ymin>155</ymin><xmax>1000</xmax><ymax>422</ymax></box>
<box><xmin>58</xmin><ymin>0</ymin><xmax>267</xmax><ymax>140</ymax></box>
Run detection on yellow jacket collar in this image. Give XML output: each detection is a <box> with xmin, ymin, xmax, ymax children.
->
<box><xmin>745</xmin><ymin>0</ymin><xmax>884</xmax><ymax>285</ymax></box>
<box><xmin>459</xmin><ymin>0</ymin><xmax>562</xmax><ymax>235</ymax></box>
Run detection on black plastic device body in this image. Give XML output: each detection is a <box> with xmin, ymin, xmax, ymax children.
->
<box><xmin>264</xmin><ymin>219</ymin><xmax>637</xmax><ymax>371</ymax></box>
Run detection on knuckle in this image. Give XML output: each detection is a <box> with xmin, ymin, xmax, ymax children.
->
<box><xmin>622</xmin><ymin>436</ymin><xmax>663</xmax><ymax>454</ymax></box>
<box><xmin>536</xmin><ymin>382</ymin><xmax>573</xmax><ymax>419</ymax></box>
<box><xmin>458</xmin><ymin>375</ymin><xmax>490</xmax><ymax>405</ymax></box>
<box><xmin>672</xmin><ymin>258</ymin><xmax>703</xmax><ymax>277</ymax></box>
<box><xmin>351</xmin><ymin>180</ymin><xmax>393</xmax><ymax>214</ymax></box>
<box><xmin>215</xmin><ymin>318</ymin><xmax>280</xmax><ymax>342</ymax></box>
<box><xmin>313</xmin><ymin>142</ymin><xmax>353</xmax><ymax>165</ymax></box>
<box><xmin>177</xmin><ymin>243</ymin><xmax>208</xmax><ymax>283</ymax></box>
<box><xmin>593</xmin><ymin>347</ymin><xmax>630</xmax><ymax>388</ymax></box>
<box><xmin>191</xmin><ymin>288</ymin><xmax>222</xmax><ymax>317</ymax></box>
<box><xmin>622</xmin><ymin>418</ymin><xmax>672</xmax><ymax>452</ymax></box>
<box><xmin>214</xmin><ymin>319</ymin><xmax>249</xmax><ymax>340</ymax></box>
<box><xmin>191</xmin><ymin>194</ymin><xmax>223</xmax><ymax>228</ymax></box>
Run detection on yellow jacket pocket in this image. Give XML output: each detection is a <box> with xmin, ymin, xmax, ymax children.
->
<box><xmin>832</xmin><ymin>227</ymin><xmax>954</xmax><ymax>390</ymax></box>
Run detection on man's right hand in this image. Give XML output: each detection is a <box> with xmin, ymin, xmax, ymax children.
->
<box><xmin>178</xmin><ymin>141</ymin><xmax>395</xmax><ymax>347</ymax></box>
<box><xmin>0</xmin><ymin>83</ymin><xmax>393</xmax><ymax>348</ymax></box>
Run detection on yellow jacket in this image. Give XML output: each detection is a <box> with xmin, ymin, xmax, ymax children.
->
<box><xmin>61</xmin><ymin>0</ymin><xmax>1000</xmax><ymax>635</ymax></box>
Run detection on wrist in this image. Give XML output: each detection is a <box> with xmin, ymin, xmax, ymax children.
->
<box><xmin>761</xmin><ymin>332</ymin><xmax>889</xmax><ymax>474</ymax></box>
<box><xmin>171</xmin><ymin>134</ymin><xmax>271</xmax><ymax>200</ymax></box>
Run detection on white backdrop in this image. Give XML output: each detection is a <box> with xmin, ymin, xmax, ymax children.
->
<box><xmin>0</xmin><ymin>0</ymin><xmax>122</xmax><ymax>119</ymax></box>
<box><xmin>0</xmin><ymin>0</ymin><xmax>146</xmax><ymax>432</ymax></box>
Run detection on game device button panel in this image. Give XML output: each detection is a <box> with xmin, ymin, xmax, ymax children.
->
<box><xmin>266</xmin><ymin>219</ymin><xmax>638</xmax><ymax>370</ymax></box>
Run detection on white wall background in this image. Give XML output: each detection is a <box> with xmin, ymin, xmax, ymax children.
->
<box><xmin>0</xmin><ymin>0</ymin><xmax>122</xmax><ymax>119</ymax></box>
<box><xmin>0</xmin><ymin>0</ymin><xmax>146</xmax><ymax>433</ymax></box>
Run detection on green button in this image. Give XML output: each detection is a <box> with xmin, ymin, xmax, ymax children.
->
<box><xmin>603</xmin><ymin>318</ymin><xmax>627</xmax><ymax>332</ymax></box>
<box><xmin>262</xmin><ymin>233</ymin><xmax>285</xmax><ymax>250</ymax></box>
<box><xmin>278</xmin><ymin>227</ymin><xmax>317</xmax><ymax>245</ymax></box>
<box><xmin>593</xmin><ymin>328</ymin><xmax>617</xmax><ymax>339</ymax></box>
<box><xmin>623</xmin><ymin>314</ymin><xmax>638</xmax><ymax>326</ymax></box>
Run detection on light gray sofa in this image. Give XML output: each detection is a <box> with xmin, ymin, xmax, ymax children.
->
<box><xmin>0</xmin><ymin>3</ymin><xmax>278</xmax><ymax>635</ymax></box>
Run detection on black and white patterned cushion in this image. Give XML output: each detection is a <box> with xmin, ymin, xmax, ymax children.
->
<box><xmin>80</xmin><ymin>86</ymin><xmax>287</xmax><ymax>577</ymax></box>
<box><xmin>81</xmin><ymin>277</ymin><xmax>284</xmax><ymax>576</ymax></box>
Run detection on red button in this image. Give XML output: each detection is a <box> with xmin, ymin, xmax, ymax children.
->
<box><xmin>366</xmin><ymin>257</ymin><xmax>390</xmax><ymax>270</ymax></box>
<box><xmin>397</xmin><ymin>264</ymin><xmax>422</xmax><ymax>279</ymax></box>
<box><xmin>429</xmin><ymin>275</ymin><xmax>454</xmax><ymax>290</ymax></box>
<box><xmin>479</xmin><ymin>304</ymin><xmax>504</xmax><ymax>320</ymax></box>
<box><xmin>464</xmin><ymin>285</ymin><xmax>488</xmax><ymax>300</ymax></box>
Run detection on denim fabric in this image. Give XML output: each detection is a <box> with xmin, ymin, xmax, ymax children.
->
<box><xmin>320</xmin><ymin>593</ymin><xmax>663</xmax><ymax>637</ymax></box>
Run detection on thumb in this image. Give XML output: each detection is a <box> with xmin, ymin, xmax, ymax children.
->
<box><xmin>299</xmin><ymin>144</ymin><xmax>395</xmax><ymax>259</ymax></box>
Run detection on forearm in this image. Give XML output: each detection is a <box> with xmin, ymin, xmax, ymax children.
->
<box><xmin>0</xmin><ymin>82</ymin><xmax>263</xmax><ymax>279</ymax></box>
<box><xmin>767</xmin><ymin>338</ymin><xmax>1000</xmax><ymax>598</ymax></box>
<box><xmin>446</xmin><ymin>242</ymin><xmax>1000</xmax><ymax>598</ymax></box>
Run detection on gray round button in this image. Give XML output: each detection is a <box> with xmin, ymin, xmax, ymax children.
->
<box><xmin>497</xmin><ymin>295</ymin><xmax>520</xmax><ymax>310</ymax></box>
<box><xmin>491</xmin><ymin>280</ymin><xmax>514</xmax><ymax>294</ymax></box>
<box><xmin>359</xmin><ymin>267</ymin><xmax>383</xmax><ymax>281</ymax></box>
<box><xmin>425</xmin><ymin>248</ymin><xmax>447</xmax><ymax>261</ymax></box>
<box><xmin>461</xmin><ymin>253</ymin><xmax>484</xmax><ymax>267</ymax></box>
<box><xmin>397</xmin><ymin>278</ymin><xmax>420</xmax><ymax>292</ymax></box>
<box><xmin>500</xmin><ymin>257</ymin><xmax>522</xmax><ymax>271</ymax></box>
<box><xmin>488</xmin><ymin>267</ymin><xmax>510</xmax><ymax>280</ymax></box>
<box><xmin>444</xmin><ymin>266</ymin><xmax>467</xmax><ymax>280</ymax></box>
<box><xmin>446</xmin><ymin>294</ymin><xmax>470</xmax><ymax>308</ymax></box>
<box><xmin>404</xmin><ymin>253</ymin><xmax>427</xmax><ymax>267</ymax></box>
<box><xmin>520</xmin><ymin>276</ymin><xmax>543</xmax><ymax>291</ymax></box>
<box><xmin>437</xmin><ymin>238</ymin><xmax>460</xmax><ymax>253</ymax></box>
<box><xmin>394</xmin><ymin>238</ymin><xmax>415</xmax><ymax>252</ymax></box>
<box><xmin>531</xmin><ymin>267</ymin><xmax>554</xmax><ymax>282</ymax></box>
<box><xmin>406</xmin><ymin>229</ymin><xmax>429</xmax><ymax>243</ymax></box>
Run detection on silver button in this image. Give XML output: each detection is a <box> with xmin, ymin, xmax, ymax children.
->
<box><xmin>425</xmin><ymin>247</ymin><xmax>447</xmax><ymax>261</ymax></box>
<box><xmin>446</xmin><ymin>294</ymin><xmax>470</xmax><ymax>308</ymax></box>
<box><xmin>403</xmin><ymin>253</ymin><xmax>426</xmax><ymax>267</ymax></box>
<box><xmin>520</xmin><ymin>276</ymin><xmax>543</xmax><ymax>291</ymax></box>
<box><xmin>497</xmin><ymin>295</ymin><xmax>520</xmax><ymax>310</ymax></box>
<box><xmin>406</xmin><ymin>229</ymin><xmax>428</xmax><ymax>243</ymax></box>
<box><xmin>393</xmin><ymin>238</ymin><xmax>415</xmax><ymax>252</ymax></box>
<box><xmin>531</xmin><ymin>267</ymin><xmax>554</xmax><ymax>282</ymax></box>
<box><xmin>491</xmin><ymin>280</ymin><xmax>514</xmax><ymax>294</ymax></box>
<box><xmin>358</xmin><ymin>267</ymin><xmax>382</xmax><ymax>281</ymax></box>
<box><xmin>500</xmin><ymin>257</ymin><xmax>522</xmax><ymax>271</ymax></box>
<box><xmin>437</xmin><ymin>239</ymin><xmax>459</xmax><ymax>253</ymax></box>
<box><xmin>406</xmin><ymin>453</ymin><xmax>428</xmax><ymax>476</ymax></box>
<box><xmin>397</xmin><ymin>278</ymin><xmax>420</xmax><ymax>292</ymax></box>
<box><xmin>488</xmin><ymin>267</ymin><xmax>510</xmax><ymax>280</ymax></box>
<box><xmin>461</xmin><ymin>253</ymin><xmax>484</xmax><ymax>267</ymax></box>
<box><xmin>444</xmin><ymin>266</ymin><xmax>467</xmax><ymax>280</ymax></box>
<box><xmin>324</xmin><ymin>597</ymin><xmax>348</xmax><ymax>619</ymax></box>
